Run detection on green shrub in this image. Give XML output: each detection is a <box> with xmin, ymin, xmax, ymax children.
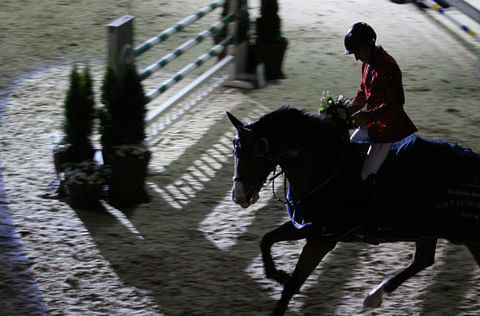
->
<box><xmin>256</xmin><ymin>0</ymin><xmax>284</xmax><ymax>43</ymax></box>
<box><xmin>62</xmin><ymin>65</ymin><xmax>95</xmax><ymax>160</ymax></box>
<box><xmin>100</xmin><ymin>62</ymin><xmax>147</xmax><ymax>151</ymax></box>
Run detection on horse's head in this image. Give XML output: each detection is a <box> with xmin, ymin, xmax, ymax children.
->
<box><xmin>227</xmin><ymin>111</ymin><xmax>277</xmax><ymax>208</ymax></box>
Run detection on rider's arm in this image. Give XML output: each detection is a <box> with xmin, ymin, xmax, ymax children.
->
<box><xmin>364</xmin><ymin>61</ymin><xmax>405</xmax><ymax>123</ymax></box>
<box><xmin>350</xmin><ymin>63</ymin><xmax>368</xmax><ymax>113</ymax></box>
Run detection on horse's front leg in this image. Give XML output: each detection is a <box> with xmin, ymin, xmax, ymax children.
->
<box><xmin>261</xmin><ymin>221</ymin><xmax>305</xmax><ymax>284</ymax></box>
<box><xmin>363</xmin><ymin>238</ymin><xmax>437</xmax><ymax>308</ymax></box>
<box><xmin>273</xmin><ymin>239</ymin><xmax>336</xmax><ymax>316</ymax></box>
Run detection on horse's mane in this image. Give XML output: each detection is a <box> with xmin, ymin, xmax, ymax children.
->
<box><xmin>249</xmin><ymin>105</ymin><xmax>335</xmax><ymax>139</ymax></box>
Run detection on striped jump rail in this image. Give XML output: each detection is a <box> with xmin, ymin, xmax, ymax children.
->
<box><xmin>138</xmin><ymin>13</ymin><xmax>233</xmax><ymax>81</ymax></box>
<box><xmin>145</xmin><ymin>36</ymin><xmax>233</xmax><ymax>102</ymax></box>
<box><xmin>108</xmin><ymin>0</ymin><xmax>246</xmax><ymax>140</ymax></box>
<box><xmin>134</xmin><ymin>0</ymin><xmax>226</xmax><ymax>57</ymax></box>
<box><xmin>420</xmin><ymin>0</ymin><xmax>480</xmax><ymax>41</ymax></box>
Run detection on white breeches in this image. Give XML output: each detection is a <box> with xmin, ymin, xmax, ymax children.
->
<box><xmin>350</xmin><ymin>127</ymin><xmax>392</xmax><ymax>181</ymax></box>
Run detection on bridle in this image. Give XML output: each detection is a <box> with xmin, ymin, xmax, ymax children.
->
<box><xmin>268</xmin><ymin>138</ymin><xmax>349</xmax><ymax>206</ymax></box>
<box><xmin>232</xmin><ymin>134</ymin><xmax>349</xmax><ymax>207</ymax></box>
<box><xmin>268</xmin><ymin>167</ymin><xmax>289</xmax><ymax>204</ymax></box>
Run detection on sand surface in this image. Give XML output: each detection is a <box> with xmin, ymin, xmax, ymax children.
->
<box><xmin>1</xmin><ymin>0</ymin><xmax>480</xmax><ymax>315</ymax></box>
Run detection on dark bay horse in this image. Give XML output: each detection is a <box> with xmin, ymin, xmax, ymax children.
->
<box><xmin>227</xmin><ymin>106</ymin><xmax>480</xmax><ymax>315</ymax></box>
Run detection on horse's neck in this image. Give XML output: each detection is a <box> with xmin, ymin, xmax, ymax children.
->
<box><xmin>280</xmin><ymin>146</ymin><xmax>336</xmax><ymax>199</ymax></box>
<box><xmin>281</xmin><ymin>141</ymin><xmax>362</xmax><ymax>200</ymax></box>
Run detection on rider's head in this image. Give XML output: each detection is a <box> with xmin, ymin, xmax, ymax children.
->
<box><xmin>344</xmin><ymin>22</ymin><xmax>377</xmax><ymax>63</ymax></box>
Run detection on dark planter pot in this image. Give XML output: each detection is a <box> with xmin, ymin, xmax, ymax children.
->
<box><xmin>66</xmin><ymin>182</ymin><xmax>103</xmax><ymax>209</ymax></box>
<box><xmin>53</xmin><ymin>148</ymin><xmax>71</xmax><ymax>174</ymax></box>
<box><xmin>53</xmin><ymin>144</ymin><xmax>95</xmax><ymax>174</ymax></box>
<box><xmin>254</xmin><ymin>39</ymin><xmax>287</xmax><ymax>80</ymax></box>
<box><xmin>108</xmin><ymin>151</ymin><xmax>151</xmax><ymax>207</ymax></box>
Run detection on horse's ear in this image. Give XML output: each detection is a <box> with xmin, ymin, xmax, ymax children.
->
<box><xmin>227</xmin><ymin>111</ymin><xmax>253</xmax><ymax>138</ymax></box>
<box><xmin>226</xmin><ymin>111</ymin><xmax>244</xmax><ymax>130</ymax></box>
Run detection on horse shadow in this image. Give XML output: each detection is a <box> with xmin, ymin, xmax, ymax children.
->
<box><xmin>73</xmin><ymin>168</ymin><xmax>480</xmax><ymax>314</ymax></box>
<box><xmin>72</xmin><ymin>115</ymin><xmax>286</xmax><ymax>314</ymax></box>
<box><xmin>71</xmin><ymin>111</ymin><xmax>480</xmax><ymax>314</ymax></box>
<box><xmin>419</xmin><ymin>241</ymin><xmax>480</xmax><ymax>314</ymax></box>
<box><xmin>74</xmin><ymin>162</ymin><xmax>288</xmax><ymax>313</ymax></box>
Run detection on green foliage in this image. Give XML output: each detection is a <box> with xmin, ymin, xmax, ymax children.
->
<box><xmin>99</xmin><ymin>62</ymin><xmax>120</xmax><ymax>151</ymax></box>
<box><xmin>318</xmin><ymin>93</ymin><xmax>354</xmax><ymax>129</ymax></box>
<box><xmin>100</xmin><ymin>62</ymin><xmax>147</xmax><ymax>151</ymax></box>
<box><xmin>121</xmin><ymin>63</ymin><xmax>147</xmax><ymax>144</ymax></box>
<box><xmin>319</xmin><ymin>94</ymin><xmax>350</xmax><ymax>113</ymax></box>
<box><xmin>256</xmin><ymin>0</ymin><xmax>285</xmax><ymax>43</ymax></box>
<box><xmin>63</xmin><ymin>65</ymin><xmax>95</xmax><ymax>150</ymax></box>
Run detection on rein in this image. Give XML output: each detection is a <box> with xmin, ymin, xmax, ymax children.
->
<box><xmin>271</xmin><ymin>140</ymin><xmax>349</xmax><ymax>206</ymax></box>
<box><xmin>268</xmin><ymin>167</ymin><xmax>289</xmax><ymax>205</ymax></box>
<box><xmin>302</xmin><ymin>142</ymin><xmax>347</xmax><ymax>199</ymax></box>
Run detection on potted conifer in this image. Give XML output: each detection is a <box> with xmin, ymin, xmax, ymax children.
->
<box><xmin>54</xmin><ymin>65</ymin><xmax>104</xmax><ymax>209</ymax></box>
<box><xmin>54</xmin><ymin>65</ymin><xmax>95</xmax><ymax>172</ymax></box>
<box><xmin>100</xmin><ymin>62</ymin><xmax>151</xmax><ymax>207</ymax></box>
<box><xmin>254</xmin><ymin>0</ymin><xmax>287</xmax><ymax>80</ymax></box>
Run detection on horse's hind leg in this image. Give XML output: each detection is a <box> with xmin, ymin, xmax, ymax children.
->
<box><xmin>261</xmin><ymin>221</ymin><xmax>306</xmax><ymax>284</ymax></box>
<box><xmin>466</xmin><ymin>244</ymin><xmax>480</xmax><ymax>266</ymax></box>
<box><xmin>364</xmin><ymin>238</ymin><xmax>437</xmax><ymax>308</ymax></box>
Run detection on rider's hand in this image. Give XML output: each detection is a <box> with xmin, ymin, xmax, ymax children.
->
<box><xmin>336</xmin><ymin>108</ymin><xmax>347</xmax><ymax>120</ymax></box>
<box><xmin>352</xmin><ymin>111</ymin><xmax>371</xmax><ymax>127</ymax></box>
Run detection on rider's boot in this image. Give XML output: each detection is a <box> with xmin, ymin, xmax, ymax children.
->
<box><xmin>364</xmin><ymin>174</ymin><xmax>384</xmax><ymax>225</ymax></box>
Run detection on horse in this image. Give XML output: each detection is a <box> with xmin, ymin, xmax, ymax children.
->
<box><xmin>226</xmin><ymin>106</ymin><xmax>480</xmax><ymax>315</ymax></box>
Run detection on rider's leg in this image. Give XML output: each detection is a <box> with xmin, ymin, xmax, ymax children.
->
<box><xmin>350</xmin><ymin>126</ymin><xmax>369</xmax><ymax>142</ymax></box>
<box><xmin>361</xmin><ymin>142</ymin><xmax>392</xmax><ymax>181</ymax></box>
<box><xmin>361</xmin><ymin>143</ymin><xmax>392</xmax><ymax>218</ymax></box>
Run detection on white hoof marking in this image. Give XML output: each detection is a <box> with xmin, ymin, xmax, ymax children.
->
<box><xmin>363</xmin><ymin>285</ymin><xmax>384</xmax><ymax>308</ymax></box>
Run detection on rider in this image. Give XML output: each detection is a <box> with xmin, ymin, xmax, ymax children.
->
<box><xmin>345</xmin><ymin>22</ymin><xmax>417</xmax><ymax>184</ymax></box>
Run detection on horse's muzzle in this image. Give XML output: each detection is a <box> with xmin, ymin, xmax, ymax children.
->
<box><xmin>232</xmin><ymin>180</ymin><xmax>259</xmax><ymax>208</ymax></box>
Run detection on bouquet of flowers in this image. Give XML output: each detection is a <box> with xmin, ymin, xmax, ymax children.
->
<box><xmin>318</xmin><ymin>92</ymin><xmax>354</xmax><ymax>129</ymax></box>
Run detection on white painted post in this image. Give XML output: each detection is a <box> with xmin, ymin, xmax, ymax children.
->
<box><xmin>107</xmin><ymin>15</ymin><xmax>135</xmax><ymax>75</ymax></box>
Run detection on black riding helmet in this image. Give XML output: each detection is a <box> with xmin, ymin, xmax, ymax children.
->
<box><xmin>344</xmin><ymin>22</ymin><xmax>376</xmax><ymax>54</ymax></box>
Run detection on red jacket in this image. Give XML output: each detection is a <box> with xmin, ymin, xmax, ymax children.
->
<box><xmin>351</xmin><ymin>46</ymin><xmax>417</xmax><ymax>143</ymax></box>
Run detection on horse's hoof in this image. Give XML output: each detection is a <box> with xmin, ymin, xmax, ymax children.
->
<box><xmin>363</xmin><ymin>286</ymin><xmax>384</xmax><ymax>308</ymax></box>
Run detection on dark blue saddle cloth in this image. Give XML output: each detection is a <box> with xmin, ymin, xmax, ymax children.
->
<box><xmin>286</xmin><ymin>134</ymin><xmax>480</xmax><ymax>237</ymax></box>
